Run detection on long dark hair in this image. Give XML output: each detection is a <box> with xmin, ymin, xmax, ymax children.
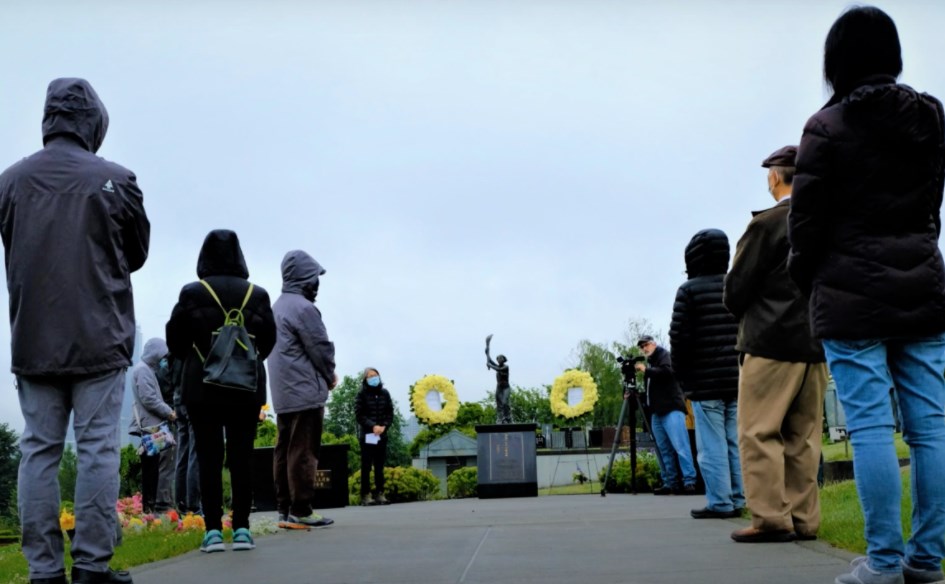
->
<box><xmin>824</xmin><ymin>6</ymin><xmax>902</xmax><ymax>95</ymax></box>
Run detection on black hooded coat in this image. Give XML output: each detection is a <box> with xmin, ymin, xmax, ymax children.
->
<box><xmin>669</xmin><ymin>229</ymin><xmax>740</xmax><ymax>402</ymax></box>
<box><xmin>0</xmin><ymin>78</ymin><xmax>150</xmax><ymax>375</ymax></box>
<box><xmin>166</xmin><ymin>230</ymin><xmax>275</xmax><ymax>407</ymax></box>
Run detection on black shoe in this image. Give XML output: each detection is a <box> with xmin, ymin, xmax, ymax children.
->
<box><xmin>691</xmin><ymin>507</ymin><xmax>741</xmax><ymax>519</ymax></box>
<box><xmin>653</xmin><ymin>485</ymin><xmax>675</xmax><ymax>495</ymax></box>
<box><xmin>680</xmin><ymin>484</ymin><xmax>698</xmax><ymax>495</ymax></box>
<box><xmin>730</xmin><ymin>527</ymin><xmax>796</xmax><ymax>543</ymax></box>
<box><xmin>71</xmin><ymin>567</ymin><xmax>133</xmax><ymax>584</ymax></box>
<box><xmin>30</xmin><ymin>577</ymin><xmax>67</xmax><ymax>584</ymax></box>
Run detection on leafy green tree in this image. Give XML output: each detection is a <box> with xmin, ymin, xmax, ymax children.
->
<box><xmin>58</xmin><ymin>444</ymin><xmax>78</xmax><ymax>503</ymax></box>
<box><xmin>324</xmin><ymin>375</ymin><xmax>360</xmax><ymax>437</ymax></box>
<box><xmin>384</xmin><ymin>404</ymin><xmax>411</xmax><ymax>468</ymax></box>
<box><xmin>119</xmin><ymin>444</ymin><xmax>141</xmax><ymax>497</ymax></box>
<box><xmin>0</xmin><ymin>423</ymin><xmax>20</xmax><ymax>522</ymax></box>
<box><xmin>481</xmin><ymin>386</ymin><xmax>554</xmax><ymax>425</ymax></box>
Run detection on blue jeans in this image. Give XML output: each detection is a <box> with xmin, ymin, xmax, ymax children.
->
<box><xmin>823</xmin><ymin>334</ymin><xmax>945</xmax><ymax>573</ymax></box>
<box><xmin>693</xmin><ymin>399</ymin><xmax>745</xmax><ymax>512</ymax></box>
<box><xmin>651</xmin><ymin>410</ymin><xmax>697</xmax><ymax>488</ymax></box>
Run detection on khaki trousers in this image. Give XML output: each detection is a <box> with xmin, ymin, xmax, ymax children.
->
<box><xmin>737</xmin><ymin>354</ymin><xmax>827</xmax><ymax>534</ymax></box>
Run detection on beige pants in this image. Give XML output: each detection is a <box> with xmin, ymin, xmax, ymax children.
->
<box><xmin>737</xmin><ymin>354</ymin><xmax>827</xmax><ymax>534</ymax></box>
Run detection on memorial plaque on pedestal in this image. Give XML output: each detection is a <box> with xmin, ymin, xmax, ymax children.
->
<box><xmin>475</xmin><ymin>424</ymin><xmax>538</xmax><ymax>498</ymax></box>
<box><xmin>252</xmin><ymin>443</ymin><xmax>350</xmax><ymax>510</ymax></box>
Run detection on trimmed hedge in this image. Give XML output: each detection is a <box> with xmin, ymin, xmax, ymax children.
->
<box><xmin>597</xmin><ymin>452</ymin><xmax>661</xmax><ymax>492</ymax></box>
<box><xmin>348</xmin><ymin>466</ymin><xmax>440</xmax><ymax>504</ymax></box>
<box><xmin>447</xmin><ymin>467</ymin><xmax>477</xmax><ymax>499</ymax></box>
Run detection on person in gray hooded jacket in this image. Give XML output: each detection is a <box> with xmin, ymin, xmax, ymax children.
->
<box><xmin>269</xmin><ymin>250</ymin><xmax>337</xmax><ymax>528</ymax></box>
<box><xmin>0</xmin><ymin>78</ymin><xmax>148</xmax><ymax>584</ymax></box>
<box><xmin>129</xmin><ymin>338</ymin><xmax>176</xmax><ymax>514</ymax></box>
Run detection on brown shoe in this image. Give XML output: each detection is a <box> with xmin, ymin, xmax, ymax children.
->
<box><xmin>730</xmin><ymin>527</ymin><xmax>796</xmax><ymax>543</ymax></box>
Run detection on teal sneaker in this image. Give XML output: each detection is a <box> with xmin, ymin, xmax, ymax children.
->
<box><xmin>200</xmin><ymin>529</ymin><xmax>225</xmax><ymax>553</ymax></box>
<box><xmin>232</xmin><ymin>527</ymin><xmax>255</xmax><ymax>551</ymax></box>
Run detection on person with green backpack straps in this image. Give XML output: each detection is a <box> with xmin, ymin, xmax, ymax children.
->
<box><xmin>166</xmin><ymin>229</ymin><xmax>275</xmax><ymax>553</ymax></box>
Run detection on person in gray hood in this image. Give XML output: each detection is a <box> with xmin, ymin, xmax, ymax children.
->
<box><xmin>129</xmin><ymin>338</ymin><xmax>176</xmax><ymax>515</ymax></box>
<box><xmin>269</xmin><ymin>250</ymin><xmax>337</xmax><ymax>529</ymax></box>
<box><xmin>0</xmin><ymin>78</ymin><xmax>149</xmax><ymax>584</ymax></box>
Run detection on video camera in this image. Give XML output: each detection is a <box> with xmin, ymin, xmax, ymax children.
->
<box><xmin>616</xmin><ymin>354</ymin><xmax>647</xmax><ymax>388</ymax></box>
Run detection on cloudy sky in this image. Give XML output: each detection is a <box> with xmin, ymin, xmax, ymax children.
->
<box><xmin>2</xmin><ymin>0</ymin><xmax>944</xmax><ymax>431</ymax></box>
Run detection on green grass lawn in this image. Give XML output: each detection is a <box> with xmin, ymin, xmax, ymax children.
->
<box><xmin>538</xmin><ymin>481</ymin><xmax>602</xmax><ymax>496</ymax></box>
<box><xmin>822</xmin><ymin>433</ymin><xmax>909</xmax><ymax>462</ymax></box>
<box><xmin>0</xmin><ymin>529</ymin><xmax>207</xmax><ymax>584</ymax></box>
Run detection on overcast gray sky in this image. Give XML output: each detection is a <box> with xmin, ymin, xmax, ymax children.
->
<box><xmin>2</xmin><ymin>0</ymin><xmax>944</xmax><ymax>432</ymax></box>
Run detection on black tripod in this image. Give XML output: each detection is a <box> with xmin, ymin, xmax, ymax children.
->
<box><xmin>601</xmin><ymin>361</ymin><xmax>654</xmax><ymax>496</ymax></box>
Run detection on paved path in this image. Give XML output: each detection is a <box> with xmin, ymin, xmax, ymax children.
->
<box><xmin>131</xmin><ymin>494</ymin><xmax>855</xmax><ymax>584</ymax></box>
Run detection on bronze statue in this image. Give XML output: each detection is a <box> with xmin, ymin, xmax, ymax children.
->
<box><xmin>486</xmin><ymin>334</ymin><xmax>511</xmax><ymax>424</ymax></box>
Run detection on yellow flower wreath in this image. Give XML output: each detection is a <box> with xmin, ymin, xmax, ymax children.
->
<box><xmin>411</xmin><ymin>374</ymin><xmax>460</xmax><ymax>425</ymax></box>
<box><xmin>550</xmin><ymin>370</ymin><xmax>599</xmax><ymax>419</ymax></box>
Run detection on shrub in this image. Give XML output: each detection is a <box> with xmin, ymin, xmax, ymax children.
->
<box><xmin>447</xmin><ymin>466</ymin><xmax>477</xmax><ymax>499</ymax></box>
<box><xmin>119</xmin><ymin>444</ymin><xmax>142</xmax><ymax>498</ymax></box>
<box><xmin>254</xmin><ymin>419</ymin><xmax>277</xmax><ymax>448</ymax></box>
<box><xmin>348</xmin><ymin>466</ymin><xmax>439</xmax><ymax>504</ymax></box>
<box><xmin>597</xmin><ymin>451</ymin><xmax>660</xmax><ymax>492</ymax></box>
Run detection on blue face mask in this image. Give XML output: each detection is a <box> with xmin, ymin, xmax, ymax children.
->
<box><xmin>367</xmin><ymin>376</ymin><xmax>381</xmax><ymax>388</ymax></box>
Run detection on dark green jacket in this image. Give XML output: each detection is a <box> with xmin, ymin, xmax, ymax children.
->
<box><xmin>724</xmin><ymin>199</ymin><xmax>824</xmax><ymax>363</ymax></box>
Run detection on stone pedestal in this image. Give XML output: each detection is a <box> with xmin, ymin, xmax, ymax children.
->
<box><xmin>252</xmin><ymin>443</ymin><xmax>350</xmax><ymax>511</ymax></box>
<box><xmin>475</xmin><ymin>424</ymin><xmax>538</xmax><ymax>498</ymax></box>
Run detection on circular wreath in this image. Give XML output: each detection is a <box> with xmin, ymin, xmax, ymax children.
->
<box><xmin>550</xmin><ymin>370</ymin><xmax>599</xmax><ymax>419</ymax></box>
<box><xmin>411</xmin><ymin>374</ymin><xmax>460</xmax><ymax>425</ymax></box>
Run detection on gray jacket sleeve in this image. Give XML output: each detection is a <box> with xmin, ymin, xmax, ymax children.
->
<box><xmin>296</xmin><ymin>306</ymin><xmax>336</xmax><ymax>385</ymax></box>
<box><xmin>133</xmin><ymin>366</ymin><xmax>174</xmax><ymax>421</ymax></box>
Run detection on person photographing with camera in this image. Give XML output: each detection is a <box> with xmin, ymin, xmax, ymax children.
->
<box><xmin>635</xmin><ymin>336</ymin><xmax>697</xmax><ymax>495</ymax></box>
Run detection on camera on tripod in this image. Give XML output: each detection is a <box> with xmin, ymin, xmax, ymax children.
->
<box><xmin>616</xmin><ymin>354</ymin><xmax>647</xmax><ymax>389</ymax></box>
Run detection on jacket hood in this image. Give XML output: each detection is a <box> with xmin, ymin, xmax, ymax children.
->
<box><xmin>42</xmin><ymin>78</ymin><xmax>109</xmax><ymax>153</ymax></box>
<box><xmin>685</xmin><ymin>229</ymin><xmax>730</xmax><ymax>277</ymax></box>
<box><xmin>141</xmin><ymin>338</ymin><xmax>168</xmax><ymax>368</ymax></box>
<box><xmin>281</xmin><ymin>250</ymin><xmax>325</xmax><ymax>295</ymax></box>
<box><xmin>197</xmin><ymin>230</ymin><xmax>249</xmax><ymax>279</ymax></box>
<box><xmin>839</xmin><ymin>75</ymin><xmax>944</xmax><ymax>150</ymax></box>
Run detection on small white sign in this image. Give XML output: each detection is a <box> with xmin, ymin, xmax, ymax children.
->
<box><xmin>365</xmin><ymin>433</ymin><xmax>380</xmax><ymax>445</ymax></box>
<box><xmin>425</xmin><ymin>390</ymin><xmax>443</xmax><ymax>412</ymax></box>
<box><xmin>567</xmin><ymin>387</ymin><xmax>584</xmax><ymax>407</ymax></box>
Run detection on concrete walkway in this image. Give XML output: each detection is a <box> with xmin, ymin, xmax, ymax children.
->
<box><xmin>131</xmin><ymin>493</ymin><xmax>856</xmax><ymax>584</ymax></box>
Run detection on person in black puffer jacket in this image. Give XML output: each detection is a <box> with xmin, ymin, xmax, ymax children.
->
<box><xmin>789</xmin><ymin>7</ymin><xmax>945</xmax><ymax>583</ymax></box>
<box><xmin>355</xmin><ymin>368</ymin><xmax>394</xmax><ymax>506</ymax></box>
<box><xmin>669</xmin><ymin>229</ymin><xmax>743</xmax><ymax>519</ymax></box>
<box><xmin>166</xmin><ymin>229</ymin><xmax>275</xmax><ymax>553</ymax></box>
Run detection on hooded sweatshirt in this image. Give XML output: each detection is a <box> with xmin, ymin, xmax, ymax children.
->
<box><xmin>0</xmin><ymin>78</ymin><xmax>150</xmax><ymax>376</ymax></box>
<box><xmin>669</xmin><ymin>229</ymin><xmax>739</xmax><ymax>401</ymax></box>
<box><xmin>166</xmin><ymin>230</ymin><xmax>275</xmax><ymax>408</ymax></box>
<box><xmin>790</xmin><ymin>75</ymin><xmax>945</xmax><ymax>339</ymax></box>
<box><xmin>130</xmin><ymin>338</ymin><xmax>173</xmax><ymax>435</ymax></box>
<box><xmin>268</xmin><ymin>250</ymin><xmax>336</xmax><ymax>414</ymax></box>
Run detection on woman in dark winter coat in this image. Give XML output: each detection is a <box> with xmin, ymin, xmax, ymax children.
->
<box><xmin>354</xmin><ymin>368</ymin><xmax>394</xmax><ymax>505</ymax></box>
<box><xmin>669</xmin><ymin>229</ymin><xmax>743</xmax><ymax>520</ymax></box>
<box><xmin>788</xmin><ymin>7</ymin><xmax>945</xmax><ymax>584</ymax></box>
<box><xmin>166</xmin><ymin>230</ymin><xmax>275</xmax><ymax>553</ymax></box>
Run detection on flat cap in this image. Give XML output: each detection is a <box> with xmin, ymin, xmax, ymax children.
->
<box><xmin>636</xmin><ymin>335</ymin><xmax>655</xmax><ymax>348</ymax></box>
<box><xmin>761</xmin><ymin>145</ymin><xmax>797</xmax><ymax>168</ymax></box>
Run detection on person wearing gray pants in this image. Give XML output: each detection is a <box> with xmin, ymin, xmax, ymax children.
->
<box><xmin>0</xmin><ymin>78</ymin><xmax>150</xmax><ymax>584</ymax></box>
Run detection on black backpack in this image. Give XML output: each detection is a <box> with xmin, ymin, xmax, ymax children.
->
<box><xmin>193</xmin><ymin>280</ymin><xmax>258</xmax><ymax>392</ymax></box>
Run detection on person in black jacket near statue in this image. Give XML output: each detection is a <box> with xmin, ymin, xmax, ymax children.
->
<box><xmin>636</xmin><ymin>336</ymin><xmax>697</xmax><ymax>495</ymax></box>
<box><xmin>670</xmin><ymin>229</ymin><xmax>744</xmax><ymax>519</ymax></box>
<box><xmin>355</xmin><ymin>368</ymin><xmax>394</xmax><ymax>506</ymax></box>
